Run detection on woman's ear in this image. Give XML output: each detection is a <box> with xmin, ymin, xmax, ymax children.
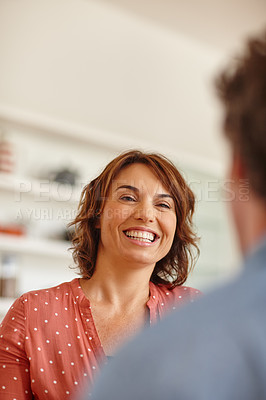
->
<box><xmin>94</xmin><ymin>214</ymin><xmax>101</xmax><ymax>229</ymax></box>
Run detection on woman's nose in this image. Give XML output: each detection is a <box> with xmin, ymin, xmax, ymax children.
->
<box><xmin>133</xmin><ymin>201</ymin><xmax>155</xmax><ymax>222</ymax></box>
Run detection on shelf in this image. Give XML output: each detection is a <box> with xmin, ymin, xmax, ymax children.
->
<box><xmin>0</xmin><ymin>172</ymin><xmax>81</xmax><ymax>203</ymax></box>
<box><xmin>0</xmin><ymin>234</ymin><xmax>72</xmax><ymax>259</ymax></box>
<box><xmin>0</xmin><ymin>104</ymin><xmax>224</xmax><ymax>177</ymax></box>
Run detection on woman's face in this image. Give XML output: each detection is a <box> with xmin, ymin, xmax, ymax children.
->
<box><xmin>97</xmin><ymin>163</ymin><xmax>177</xmax><ymax>268</ymax></box>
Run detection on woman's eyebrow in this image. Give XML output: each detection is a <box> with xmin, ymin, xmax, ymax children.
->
<box><xmin>156</xmin><ymin>194</ymin><xmax>174</xmax><ymax>200</ymax></box>
<box><xmin>116</xmin><ymin>185</ymin><xmax>139</xmax><ymax>193</ymax></box>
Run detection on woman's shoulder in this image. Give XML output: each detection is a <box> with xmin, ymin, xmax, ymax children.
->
<box><xmin>170</xmin><ymin>285</ymin><xmax>202</xmax><ymax>301</ymax></box>
<box><xmin>151</xmin><ymin>282</ymin><xmax>202</xmax><ymax>304</ymax></box>
<box><xmin>19</xmin><ymin>278</ymin><xmax>79</xmax><ymax>302</ymax></box>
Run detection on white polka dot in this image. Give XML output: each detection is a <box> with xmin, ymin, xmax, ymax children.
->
<box><xmin>62</xmin><ymin>370</ymin><xmax>65</xmax><ymax>374</ymax></box>
<box><xmin>34</xmin><ymin>308</ymin><xmax>37</xmax><ymax>311</ymax></box>
<box><xmin>6</xmin><ymin>347</ymin><xmax>9</xmax><ymax>350</ymax></box>
<box><xmin>32</xmin><ymin>379</ymin><xmax>35</xmax><ymax>383</ymax></box>
<box><xmin>58</xmin><ymin>351</ymin><xmax>62</xmax><ymax>354</ymax></box>
<box><xmin>65</xmin><ymin>325</ymin><xmax>69</xmax><ymax>328</ymax></box>
<box><xmin>16</xmin><ymin>358</ymin><xmax>19</xmax><ymax>362</ymax></box>
<box><xmin>2</xmin><ymin>386</ymin><xmax>6</xmax><ymax>389</ymax></box>
<box><xmin>65</xmin><ymin>307</ymin><xmax>68</xmax><ymax>311</ymax></box>
<box><xmin>68</xmin><ymin>343</ymin><xmax>71</xmax><ymax>347</ymax></box>
<box><xmin>161</xmin><ymin>303</ymin><xmax>164</xmax><ymax>306</ymax></box>
<box><xmin>71</xmin><ymin>362</ymin><xmax>74</xmax><ymax>366</ymax></box>
<box><xmin>77</xmin><ymin>336</ymin><xmax>80</xmax><ymax>339</ymax></box>
<box><xmin>152</xmin><ymin>295</ymin><xmax>156</xmax><ymax>299</ymax></box>
<box><xmin>178</xmin><ymin>296</ymin><xmax>182</xmax><ymax>299</ymax></box>
<box><xmin>74</xmin><ymin>381</ymin><xmax>78</xmax><ymax>385</ymax></box>
<box><xmin>46</xmin><ymin>339</ymin><xmax>50</xmax><ymax>343</ymax></box>
<box><xmin>44</xmin><ymin>320</ymin><xmax>48</xmax><ymax>323</ymax></box>
<box><xmin>84</xmin><ymin>373</ymin><xmax>87</xmax><ymax>376</ymax></box>
<box><xmin>55</xmin><ymin>313</ymin><xmax>58</xmax><ymax>316</ymax></box>
<box><xmin>92</xmin><ymin>366</ymin><xmax>96</xmax><ymax>370</ymax></box>
<box><xmin>40</xmin><ymin>368</ymin><xmax>44</xmax><ymax>372</ymax></box>
<box><xmin>14</xmin><ymin>328</ymin><xmax>17</xmax><ymax>332</ymax></box>
<box><xmin>17</xmin><ymin>342</ymin><xmax>21</xmax><ymax>346</ymax></box>
<box><xmin>34</xmin><ymin>328</ymin><xmax>37</xmax><ymax>331</ymax></box>
<box><xmin>49</xmin><ymin>360</ymin><xmax>53</xmax><ymax>364</ymax></box>
<box><xmin>38</xmin><ymin>347</ymin><xmax>41</xmax><ymax>351</ymax></box>
<box><xmin>166</xmin><ymin>292</ymin><xmax>169</xmax><ymax>295</ymax></box>
<box><xmin>13</xmin><ymin>377</ymin><xmax>18</xmax><ymax>380</ymax></box>
<box><xmin>56</xmin><ymin>331</ymin><xmax>59</xmax><ymax>335</ymax></box>
<box><xmin>53</xmin><ymin>380</ymin><xmax>57</xmax><ymax>384</ymax></box>
<box><xmin>45</xmin><ymin>302</ymin><xmax>48</xmax><ymax>305</ymax></box>
<box><xmin>45</xmin><ymin>390</ymin><xmax>48</xmax><ymax>393</ymax></box>
<box><xmin>66</xmin><ymin>391</ymin><xmax>70</xmax><ymax>395</ymax></box>
<box><xmin>80</xmin><ymin>354</ymin><xmax>84</xmax><ymax>357</ymax></box>
<box><xmin>2</xmin><ymin>365</ymin><xmax>6</xmax><ymax>368</ymax></box>
<box><xmin>89</xmin><ymin>337</ymin><xmax>92</xmax><ymax>340</ymax></box>
<box><xmin>12</xmin><ymin>317</ymin><xmax>15</xmax><ymax>320</ymax></box>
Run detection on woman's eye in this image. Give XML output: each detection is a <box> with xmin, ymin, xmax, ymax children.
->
<box><xmin>157</xmin><ymin>203</ymin><xmax>171</xmax><ymax>209</ymax></box>
<box><xmin>120</xmin><ymin>195</ymin><xmax>136</xmax><ymax>202</ymax></box>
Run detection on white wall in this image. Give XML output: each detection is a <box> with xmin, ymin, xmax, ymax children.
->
<box><xmin>0</xmin><ymin>0</ymin><xmax>226</xmax><ymax>173</ymax></box>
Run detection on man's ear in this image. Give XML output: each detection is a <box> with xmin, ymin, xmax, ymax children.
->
<box><xmin>230</xmin><ymin>151</ymin><xmax>246</xmax><ymax>181</ymax></box>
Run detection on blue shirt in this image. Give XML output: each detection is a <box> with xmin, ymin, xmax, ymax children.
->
<box><xmin>91</xmin><ymin>236</ymin><xmax>266</xmax><ymax>400</ymax></box>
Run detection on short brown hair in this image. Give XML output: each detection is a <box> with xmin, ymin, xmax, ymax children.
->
<box><xmin>215</xmin><ymin>29</ymin><xmax>266</xmax><ymax>199</ymax></box>
<box><xmin>69</xmin><ymin>150</ymin><xmax>199</xmax><ymax>287</ymax></box>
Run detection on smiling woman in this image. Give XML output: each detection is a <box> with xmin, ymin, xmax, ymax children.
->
<box><xmin>0</xmin><ymin>150</ymin><xmax>201</xmax><ymax>399</ymax></box>
<box><xmin>73</xmin><ymin>150</ymin><xmax>199</xmax><ymax>286</ymax></box>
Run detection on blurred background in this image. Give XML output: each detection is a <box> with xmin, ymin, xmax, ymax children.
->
<box><xmin>0</xmin><ymin>0</ymin><xmax>265</xmax><ymax>319</ymax></box>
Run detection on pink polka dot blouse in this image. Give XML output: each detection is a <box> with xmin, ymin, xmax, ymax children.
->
<box><xmin>0</xmin><ymin>278</ymin><xmax>201</xmax><ymax>399</ymax></box>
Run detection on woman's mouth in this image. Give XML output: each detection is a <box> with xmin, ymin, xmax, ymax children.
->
<box><xmin>123</xmin><ymin>230</ymin><xmax>158</xmax><ymax>243</ymax></box>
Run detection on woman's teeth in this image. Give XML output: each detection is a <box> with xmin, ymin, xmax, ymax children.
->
<box><xmin>124</xmin><ymin>230</ymin><xmax>155</xmax><ymax>243</ymax></box>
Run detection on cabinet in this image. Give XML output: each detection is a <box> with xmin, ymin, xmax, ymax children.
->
<box><xmin>0</xmin><ymin>108</ymin><xmax>117</xmax><ymax>320</ymax></box>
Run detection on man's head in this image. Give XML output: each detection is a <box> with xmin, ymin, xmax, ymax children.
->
<box><xmin>216</xmin><ymin>30</ymin><xmax>266</xmax><ymax>253</ymax></box>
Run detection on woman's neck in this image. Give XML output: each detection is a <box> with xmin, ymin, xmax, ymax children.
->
<box><xmin>80</xmin><ymin>255</ymin><xmax>153</xmax><ymax>310</ymax></box>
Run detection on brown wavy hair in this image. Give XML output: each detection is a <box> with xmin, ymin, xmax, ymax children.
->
<box><xmin>69</xmin><ymin>150</ymin><xmax>199</xmax><ymax>287</ymax></box>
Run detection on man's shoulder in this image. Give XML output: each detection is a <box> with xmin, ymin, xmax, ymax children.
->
<box><xmin>126</xmin><ymin>258</ymin><xmax>266</xmax><ymax>360</ymax></box>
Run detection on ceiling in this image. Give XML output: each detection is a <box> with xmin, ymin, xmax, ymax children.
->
<box><xmin>102</xmin><ymin>0</ymin><xmax>266</xmax><ymax>54</ymax></box>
